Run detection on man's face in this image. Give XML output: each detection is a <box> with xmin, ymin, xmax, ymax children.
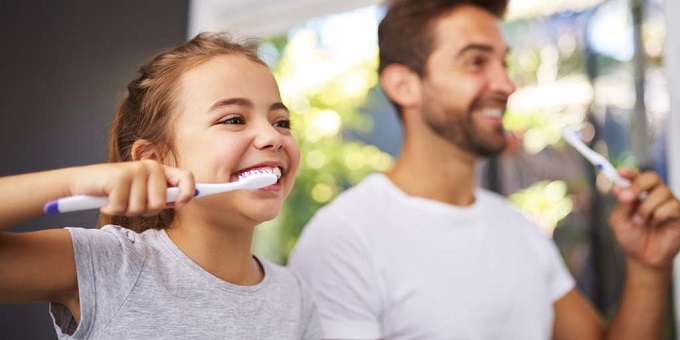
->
<box><xmin>419</xmin><ymin>5</ymin><xmax>516</xmax><ymax>157</ymax></box>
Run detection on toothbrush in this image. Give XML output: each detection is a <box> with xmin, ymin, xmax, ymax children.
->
<box><xmin>560</xmin><ymin>125</ymin><xmax>631</xmax><ymax>188</ymax></box>
<box><xmin>44</xmin><ymin>169</ymin><xmax>278</xmax><ymax>214</ymax></box>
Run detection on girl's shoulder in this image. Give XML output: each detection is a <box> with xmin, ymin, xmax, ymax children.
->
<box><xmin>257</xmin><ymin>257</ymin><xmax>311</xmax><ymax>296</ymax></box>
<box><xmin>67</xmin><ymin>225</ymin><xmax>157</xmax><ymax>254</ymax></box>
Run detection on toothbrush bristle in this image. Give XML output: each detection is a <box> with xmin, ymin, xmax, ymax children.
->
<box><xmin>237</xmin><ymin>168</ymin><xmax>274</xmax><ymax>181</ymax></box>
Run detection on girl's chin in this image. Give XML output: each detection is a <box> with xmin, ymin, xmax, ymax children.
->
<box><xmin>245</xmin><ymin>204</ymin><xmax>282</xmax><ymax>223</ymax></box>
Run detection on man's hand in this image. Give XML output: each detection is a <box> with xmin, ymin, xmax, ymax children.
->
<box><xmin>609</xmin><ymin>169</ymin><xmax>680</xmax><ymax>270</ymax></box>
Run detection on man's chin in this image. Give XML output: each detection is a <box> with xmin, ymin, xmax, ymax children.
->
<box><xmin>469</xmin><ymin>137</ymin><xmax>507</xmax><ymax>157</ymax></box>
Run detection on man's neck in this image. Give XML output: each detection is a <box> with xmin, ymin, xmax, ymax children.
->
<box><xmin>387</xmin><ymin>135</ymin><xmax>478</xmax><ymax>206</ymax></box>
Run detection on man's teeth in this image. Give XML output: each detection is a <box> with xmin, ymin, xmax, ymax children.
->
<box><xmin>481</xmin><ymin>108</ymin><xmax>503</xmax><ymax>119</ymax></box>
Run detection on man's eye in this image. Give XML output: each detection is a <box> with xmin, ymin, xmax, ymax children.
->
<box><xmin>469</xmin><ymin>57</ymin><xmax>486</xmax><ymax>67</ymax></box>
<box><xmin>273</xmin><ymin>119</ymin><xmax>291</xmax><ymax>129</ymax></box>
<box><xmin>219</xmin><ymin>116</ymin><xmax>245</xmax><ymax>125</ymax></box>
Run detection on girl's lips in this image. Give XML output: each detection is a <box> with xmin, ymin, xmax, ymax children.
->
<box><xmin>259</xmin><ymin>182</ymin><xmax>282</xmax><ymax>192</ymax></box>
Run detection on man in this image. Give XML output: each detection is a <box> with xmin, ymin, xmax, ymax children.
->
<box><xmin>289</xmin><ymin>0</ymin><xmax>680</xmax><ymax>339</ymax></box>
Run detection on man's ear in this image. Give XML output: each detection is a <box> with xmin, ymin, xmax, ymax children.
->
<box><xmin>380</xmin><ymin>64</ymin><xmax>422</xmax><ymax>109</ymax></box>
<box><xmin>131</xmin><ymin>139</ymin><xmax>165</xmax><ymax>162</ymax></box>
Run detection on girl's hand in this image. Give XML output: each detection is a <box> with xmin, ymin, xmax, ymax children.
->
<box><xmin>609</xmin><ymin>169</ymin><xmax>680</xmax><ymax>270</ymax></box>
<box><xmin>69</xmin><ymin>160</ymin><xmax>195</xmax><ymax>217</ymax></box>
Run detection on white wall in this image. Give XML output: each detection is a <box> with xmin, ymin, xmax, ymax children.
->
<box><xmin>664</xmin><ymin>0</ymin><xmax>680</xmax><ymax>336</ymax></box>
<box><xmin>188</xmin><ymin>0</ymin><xmax>382</xmax><ymax>38</ymax></box>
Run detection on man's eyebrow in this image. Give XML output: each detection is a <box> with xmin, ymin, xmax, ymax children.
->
<box><xmin>456</xmin><ymin>44</ymin><xmax>510</xmax><ymax>57</ymax></box>
<box><xmin>208</xmin><ymin>97</ymin><xmax>253</xmax><ymax>112</ymax></box>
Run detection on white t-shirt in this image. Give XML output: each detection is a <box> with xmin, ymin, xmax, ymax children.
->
<box><xmin>289</xmin><ymin>174</ymin><xmax>574</xmax><ymax>340</ymax></box>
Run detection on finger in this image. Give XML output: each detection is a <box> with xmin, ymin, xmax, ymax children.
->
<box><xmin>631</xmin><ymin>171</ymin><xmax>663</xmax><ymax>193</ymax></box>
<box><xmin>125</xmin><ymin>162</ymin><xmax>149</xmax><ymax>216</ymax></box>
<box><xmin>610</xmin><ymin>198</ymin><xmax>639</xmax><ymax>227</ymax></box>
<box><xmin>613</xmin><ymin>168</ymin><xmax>636</xmax><ymax>201</ymax></box>
<box><xmin>100</xmin><ymin>172</ymin><xmax>132</xmax><ymax>216</ymax></box>
<box><xmin>164</xmin><ymin>167</ymin><xmax>195</xmax><ymax>208</ymax></box>
<box><xmin>617</xmin><ymin>167</ymin><xmax>639</xmax><ymax>180</ymax></box>
<box><xmin>618</xmin><ymin>171</ymin><xmax>661</xmax><ymax>204</ymax></box>
<box><xmin>144</xmin><ymin>161</ymin><xmax>167</xmax><ymax>216</ymax></box>
<box><xmin>649</xmin><ymin>198</ymin><xmax>680</xmax><ymax>228</ymax></box>
<box><xmin>632</xmin><ymin>184</ymin><xmax>674</xmax><ymax>226</ymax></box>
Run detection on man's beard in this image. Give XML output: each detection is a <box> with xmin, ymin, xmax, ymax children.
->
<box><xmin>422</xmin><ymin>100</ymin><xmax>507</xmax><ymax>157</ymax></box>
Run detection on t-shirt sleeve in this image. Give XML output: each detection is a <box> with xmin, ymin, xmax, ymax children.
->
<box><xmin>544</xmin><ymin>237</ymin><xmax>576</xmax><ymax>302</ymax></box>
<box><xmin>289</xmin><ymin>209</ymin><xmax>382</xmax><ymax>339</ymax></box>
<box><xmin>499</xmin><ymin>194</ymin><xmax>576</xmax><ymax>303</ymax></box>
<box><xmin>50</xmin><ymin>226</ymin><xmax>145</xmax><ymax>339</ymax></box>
<box><xmin>521</xmin><ymin>217</ymin><xmax>575</xmax><ymax>302</ymax></box>
<box><xmin>293</xmin><ymin>272</ymin><xmax>324</xmax><ymax>340</ymax></box>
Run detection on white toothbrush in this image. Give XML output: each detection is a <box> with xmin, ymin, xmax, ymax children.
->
<box><xmin>44</xmin><ymin>169</ymin><xmax>278</xmax><ymax>214</ymax></box>
<box><xmin>560</xmin><ymin>125</ymin><xmax>631</xmax><ymax>188</ymax></box>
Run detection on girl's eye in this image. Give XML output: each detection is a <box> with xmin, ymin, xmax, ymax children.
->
<box><xmin>219</xmin><ymin>116</ymin><xmax>245</xmax><ymax>125</ymax></box>
<box><xmin>273</xmin><ymin>119</ymin><xmax>291</xmax><ymax>129</ymax></box>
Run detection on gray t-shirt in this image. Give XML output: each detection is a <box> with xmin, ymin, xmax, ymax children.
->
<box><xmin>49</xmin><ymin>225</ymin><xmax>322</xmax><ymax>339</ymax></box>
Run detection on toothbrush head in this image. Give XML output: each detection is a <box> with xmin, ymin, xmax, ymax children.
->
<box><xmin>559</xmin><ymin>125</ymin><xmax>582</xmax><ymax>146</ymax></box>
<box><xmin>236</xmin><ymin>168</ymin><xmax>279</xmax><ymax>190</ymax></box>
<box><xmin>560</xmin><ymin>125</ymin><xmax>632</xmax><ymax>188</ymax></box>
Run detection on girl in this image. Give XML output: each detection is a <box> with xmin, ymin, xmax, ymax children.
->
<box><xmin>0</xmin><ymin>32</ymin><xmax>321</xmax><ymax>339</ymax></box>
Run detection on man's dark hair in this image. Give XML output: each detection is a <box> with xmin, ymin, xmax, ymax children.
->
<box><xmin>378</xmin><ymin>0</ymin><xmax>508</xmax><ymax>117</ymax></box>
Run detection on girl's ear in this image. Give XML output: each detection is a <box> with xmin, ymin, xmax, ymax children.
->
<box><xmin>131</xmin><ymin>139</ymin><xmax>164</xmax><ymax>162</ymax></box>
<box><xmin>380</xmin><ymin>64</ymin><xmax>422</xmax><ymax>110</ymax></box>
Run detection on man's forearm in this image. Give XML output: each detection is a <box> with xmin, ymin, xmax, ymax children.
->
<box><xmin>605</xmin><ymin>258</ymin><xmax>671</xmax><ymax>340</ymax></box>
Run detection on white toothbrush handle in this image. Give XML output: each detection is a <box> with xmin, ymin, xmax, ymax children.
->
<box><xmin>598</xmin><ymin>163</ymin><xmax>631</xmax><ymax>187</ymax></box>
<box><xmin>45</xmin><ymin>187</ymin><xmax>191</xmax><ymax>215</ymax></box>
<box><xmin>47</xmin><ymin>195</ymin><xmax>111</xmax><ymax>214</ymax></box>
<box><xmin>561</xmin><ymin>126</ymin><xmax>632</xmax><ymax>188</ymax></box>
<box><xmin>44</xmin><ymin>172</ymin><xmax>277</xmax><ymax>215</ymax></box>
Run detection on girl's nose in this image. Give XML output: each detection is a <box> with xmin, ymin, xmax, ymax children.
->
<box><xmin>253</xmin><ymin>123</ymin><xmax>284</xmax><ymax>151</ymax></box>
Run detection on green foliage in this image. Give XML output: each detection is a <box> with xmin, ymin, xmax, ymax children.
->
<box><xmin>254</xmin><ymin>30</ymin><xmax>393</xmax><ymax>264</ymax></box>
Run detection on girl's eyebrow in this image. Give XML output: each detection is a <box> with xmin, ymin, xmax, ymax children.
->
<box><xmin>271</xmin><ymin>102</ymin><xmax>289</xmax><ymax>113</ymax></box>
<box><xmin>207</xmin><ymin>98</ymin><xmax>289</xmax><ymax>113</ymax></box>
<box><xmin>208</xmin><ymin>97</ymin><xmax>252</xmax><ymax>112</ymax></box>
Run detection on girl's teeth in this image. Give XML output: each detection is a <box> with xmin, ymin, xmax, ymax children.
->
<box><xmin>238</xmin><ymin>167</ymin><xmax>282</xmax><ymax>179</ymax></box>
<box><xmin>272</xmin><ymin>167</ymin><xmax>282</xmax><ymax>178</ymax></box>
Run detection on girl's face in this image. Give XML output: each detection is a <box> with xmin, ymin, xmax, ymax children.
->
<box><xmin>169</xmin><ymin>54</ymin><xmax>300</xmax><ymax>225</ymax></box>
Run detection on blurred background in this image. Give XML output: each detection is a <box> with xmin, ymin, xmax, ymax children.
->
<box><xmin>1</xmin><ymin>0</ymin><xmax>679</xmax><ymax>338</ymax></box>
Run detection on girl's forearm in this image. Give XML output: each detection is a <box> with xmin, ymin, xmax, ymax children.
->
<box><xmin>0</xmin><ymin>168</ymin><xmax>75</xmax><ymax>230</ymax></box>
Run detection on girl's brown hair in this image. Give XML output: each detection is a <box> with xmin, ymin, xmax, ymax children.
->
<box><xmin>99</xmin><ymin>32</ymin><xmax>266</xmax><ymax>232</ymax></box>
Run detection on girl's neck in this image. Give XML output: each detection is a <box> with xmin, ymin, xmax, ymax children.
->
<box><xmin>165</xmin><ymin>213</ymin><xmax>263</xmax><ymax>286</ymax></box>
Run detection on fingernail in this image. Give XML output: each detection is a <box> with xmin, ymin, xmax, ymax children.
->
<box><xmin>633</xmin><ymin>214</ymin><xmax>645</xmax><ymax>226</ymax></box>
<box><xmin>621</xmin><ymin>190</ymin><xmax>635</xmax><ymax>200</ymax></box>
